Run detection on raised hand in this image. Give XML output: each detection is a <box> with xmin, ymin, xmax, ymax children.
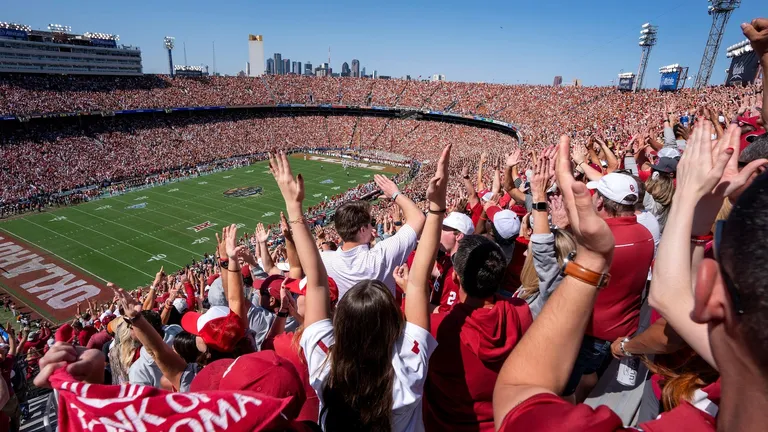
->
<box><xmin>280</xmin><ymin>212</ymin><xmax>292</xmax><ymax>239</ymax></box>
<box><xmin>549</xmin><ymin>194</ymin><xmax>570</xmax><ymax>229</ymax></box>
<box><xmin>269</xmin><ymin>152</ymin><xmax>305</xmax><ymax>205</ymax></box>
<box><xmin>506</xmin><ymin>148</ymin><xmax>522</xmax><ymax>167</ymax></box>
<box><xmin>222</xmin><ymin>224</ymin><xmax>242</xmax><ymax>260</ymax></box>
<box><xmin>255</xmin><ymin>223</ymin><xmax>270</xmax><ymax>243</ymax></box>
<box><xmin>571</xmin><ymin>143</ymin><xmax>587</xmax><ymax>165</ymax></box>
<box><xmin>555</xmin><ymin>135</ymin><xmax>614</xmax><ymax>268</ymax></box>
<box><xmin>531</xmin><ymin>153</ymin><xmax>550</xmax><ymax>201</ymax></box>
<box><xmin>742</xmin><ymin>18</ymin><xmax>768</xmax><ymax>59</ymax></box>
<box><xmin>109</xmin><ymin>282</ymin><xmax>142</xmax><ymax>320</ymax></box>
<box><xmin>393</xmin><ymin>265</ymin><xmax>410</xmax><ymax>290</ymax></box>
<box><xmin>374</xmin><ymin>174</ymin><xmax>400</xmax><ymax>199</ymax></box>
<box><xmin>426</xmin><ymin>144</ymin><xmax>452</xmax><ymax>209</ymax></box>
<box><xmin>34</xmin><ymin>343</ymin><xmax>106</xmax><ymax>389</ymax></box>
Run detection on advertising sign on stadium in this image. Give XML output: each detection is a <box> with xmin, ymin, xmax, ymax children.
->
<box><xmin>90</xmin><ymin>38</ymin><xmax>118</xmax><ymax>48</ymax></box>
<box><xmin>659</xmin><ymin>71</ymin><xmax>680</xmax><ymax>91</ymax></box>
<box><xmin>0</xmin><ymin>28</ymin><xmax>28</xmax><ymax>39</ymax></box>
<box><xmin>618</xmin><ymin>77</ymin><xmax>634</xmax><ymax>91</ymax></box>
<box><xmin>726</xmin><ymin>52</ymin><xmax>760</xmax><ymax>87</ymax></box>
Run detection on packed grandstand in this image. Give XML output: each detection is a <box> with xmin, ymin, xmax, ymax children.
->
<box><xmin>0</xmin><ymin>15</ymin><xmax>767</xmax><ymax>432</ymax></box>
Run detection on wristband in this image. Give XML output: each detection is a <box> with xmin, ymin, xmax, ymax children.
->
<box><xmin>276</xmin><ymin>311</ymin><xmax>289</xmax><ymax>318</ymax></box>
<box><xmin>289</xmin><ymin>217</ymin><xmax>307</xmax><ymax>225</ymax></box>
<box><xmin>391</xmin><ymin>191</ymin><xmax>401</xmax><ymax>201</ymax></box>
<box><xmin>393</xmin><ymin>221</ymin><xmax>402</xmax><ymax>226</ymax></box>
<box><xmin>219</xmin><ymin>259</ymin><xmax>229</xmax><ymax>269</ymax></box>
<box><xmin>428</xmin><ymin>208</ymin><xmax>446</xmax><ymax>215</ymax></box>
<box><xmin>691</xmin><ymin>233</ymin><xmax>713</xmax><ymax>245</ymax></box>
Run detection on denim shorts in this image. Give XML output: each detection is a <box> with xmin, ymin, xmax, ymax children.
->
<box><xmin>563</xmin><ymin>335</ymin><xmax>612</xmax><ymax>396</ymax></box>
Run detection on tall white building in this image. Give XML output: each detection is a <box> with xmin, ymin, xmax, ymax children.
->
<box><xmin>431</xmin><ymin>74</ymin><xmax>446</xmax><ymax>82</ymax></box>
<box><xmin>248</xmin><ymin>34</ymin><xmax>265</xmax><ymax>76</ymax></box>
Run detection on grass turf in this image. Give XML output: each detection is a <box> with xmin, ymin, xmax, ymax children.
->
<box><xmin>0</xmin><ymin>155</ymin><xmax>399</xmax><ymax>291</ymax></box>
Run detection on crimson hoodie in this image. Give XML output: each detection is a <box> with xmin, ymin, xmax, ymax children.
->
<box><xmin>423</xmin><ymin>296</ymin><xmax>533</xmax><ymax>432</ymax></box>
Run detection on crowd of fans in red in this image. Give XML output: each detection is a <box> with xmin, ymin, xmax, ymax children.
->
<box><xmin>0</xmin><ymin>17</ymin><xmax>767</xmax><ymax>432</ymax></box>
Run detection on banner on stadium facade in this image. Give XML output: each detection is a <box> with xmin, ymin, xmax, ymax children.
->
<box><xmin>618</xmin><ymin>77</ymin><xmax>634</xmax><ymax>91</ymax></box>
<box><xmin>659</xmin><ymin>71</ymin><xmax>680</xmax><ymax>91</ymax></box>
<box><xmin>0</xmin><ymin>28</ymin><xmax>28</xmax><ymax>39</ymax></box>
<box><xmin>90</xmin><ymin>39</ymin><xmax>118</xmax><ymax>48</ymax></box>
<box><xmin>726</xmin><ymin>52</ymin><xmax>760</xmax><ymax>86</ymax></box>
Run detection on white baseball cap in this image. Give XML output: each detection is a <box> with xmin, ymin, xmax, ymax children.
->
<box><xmin>657</xmin><ymin>147</ymin><xmax>681</xmax><ymax>159</ymax></box>
<box><xmin>587</xmin><ymin>173</ymin><xmax>639</xmax><ymax>205</ymax></box>
<box><xmin>481</xmin><ymin>191</ymin><xmax>494</xmax><ymax>202</ymax></box>
<box><xmin>486</xmin><ymin>206</ymin><xmax>521</xmax><ymax>240</ymax></box>
<box><xmin>442</xmin><ymin>212</ymin><xmax>474</xmax><ymax>235</ymax></box>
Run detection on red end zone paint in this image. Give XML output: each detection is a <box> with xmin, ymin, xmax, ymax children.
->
<box><xmin>0</xmin><ymin>232</ymin><xmax>112</xmax><ymax>324</ymax></box>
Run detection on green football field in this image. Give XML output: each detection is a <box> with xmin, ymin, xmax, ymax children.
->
<box><xmin>0</xmin><ymin>155</ymin><xmax>400</xmax><ymax>292</ymax></box>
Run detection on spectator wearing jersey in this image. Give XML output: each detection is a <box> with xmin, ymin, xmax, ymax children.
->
<box><xmin>407</xmin><ymin>211</ymin><xmax>474</xmax><ymax>313</ymax></box>
<box><xmin>424</xmin><ymin>235</ymin><xmax>532</xmax><ymax>432</ymax></box>
<box><xmin>564</xmin><ymin>171</ymin><xmax>654</xmax><ymax>400</ymax></box>
<box><xmin>320</xmin><ymin>174</ymin><xmax>426</xmax><ymax>298</ymax></box>
<box><xmin>270</xmin><ymin>148</ymin><xmax>448</xmax><ymax>431</ymax></box>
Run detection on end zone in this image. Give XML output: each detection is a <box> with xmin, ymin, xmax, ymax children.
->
<box><xmin>0</xmin><ymin>231</ymin><xmax>112</xmax><ymax>324</ymax></box>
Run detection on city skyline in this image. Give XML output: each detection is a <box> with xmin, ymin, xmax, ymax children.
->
<box><xmin>2</xmin><ymin>0</ymin><xmax>765</xmax><ymax>86</ymax></box>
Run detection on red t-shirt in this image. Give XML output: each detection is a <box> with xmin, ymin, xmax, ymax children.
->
<box><xmin>499</xmin><ymin>380</ymin><xmax>719</xmax><ymax>431</ymax></box>
<box><xmin>262</xmin><ymin>333</ymin><xmax>319</xmax><ymax>423</ymax></box>
<box><xmin>407</xmin><ymin>252</ymin><xmax>460</xmax><ymax>313</ymax></box>
<box><xmin>424</xmin><ymin>297</ymin><xmax>533</xmax><ymax>432</ymax></box>
<box><xmin>469</xmin><ymin>201</ymin><xmax>484</xmax><ymax>228</ymax></box>
<box><xmin>503</xmin><ymin>237</ymin><xmax>529</xmax><ymax>291</ymax></box>
<box><xmin>587</xmin><ymin>216</ymin><xmax>654</xmax><ymax>341</ymax></box>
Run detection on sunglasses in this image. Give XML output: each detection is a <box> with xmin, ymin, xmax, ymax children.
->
<box><xmin>714</xmin><ymin>219</ymin><xmax>745</xmax><ymax>315</ymax></box>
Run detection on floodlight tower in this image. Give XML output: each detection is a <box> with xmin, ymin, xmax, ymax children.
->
<box><xmin>634</xmin><ymin>23</ymin><xmax>658</xmax><ymax>92</ymax></box>
<box><xmin>694</xmin><ymin>0</ymin><xmax>741</xmax><ymax>89</ymax></box>
<box><xmin>164</xmin><ymin>36</ymin><xmax>176</xmax><ymax>78</ymax></box>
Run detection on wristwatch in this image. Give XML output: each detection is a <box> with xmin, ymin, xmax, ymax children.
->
<box><xmin>532</xmin><ymin>202</ymin><xmax>548</xmax><ymax>211</ymax></box>
<box><xmin>620</xmin><ymin>337</ymin><xmax>633</xmax><ymax>357</ymax></box>
<box><xmin>560</xmin><ymin>251</ymin><xmax>610</xmax><ymax>289</ymax></box>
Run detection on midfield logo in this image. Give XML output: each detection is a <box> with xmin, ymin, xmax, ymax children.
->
<box><xmin>126</xmin><ymin>203</ymin><xmax>147</xmax><ymax>210</ymax></box>
<box><xmin>223</xmin><ymin>186</ymin><xmax>263</xmax><ymax>198</ymax></box>
<box><xmin>188</xmin><ymin>221</ymin><xmax>217</xmax><ymax>232</ymax></box>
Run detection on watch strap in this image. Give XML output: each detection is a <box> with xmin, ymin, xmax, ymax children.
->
<box><xmin>532</xmin><ymin>202</ymin><xmax>548</xmax><ymax>211</ymax></box>
<box><xmin>561</xmin><ymin>252</ymin><xmax>610</xmax><ymax>289</ymax></box>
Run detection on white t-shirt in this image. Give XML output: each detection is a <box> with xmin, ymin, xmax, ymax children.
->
<box><xmin>636</xmin><ymin>210</ymin><xmax>661</xmax><ymax>281</ymax></box>
<box><xmin>300</xmin><ymin>319</ymin><xmax>438</xmax><ymax>432</ymax></box>
<box><xmin>320</xmin><ymin>224</ymin><xmax>417</xmax><ymax>298</ymax></box>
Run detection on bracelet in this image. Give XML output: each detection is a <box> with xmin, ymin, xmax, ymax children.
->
<box><xmin>393</xmin><ymin>221</ymin><xmax>402</xmax><ymax>226</ymax></box>
<box><xmin>620</xmin><ymin>337</ymin><xmax>633</xmax><ymax>357</ymax></box>
<box><xmin>276</xmin><ymin>311</ymin><xmax>289</xmax><ymax>318</ymax></box>
<box><xmin>289</xmin><ymin>217</ymin><xmax>307</xmax><ymax>225</ymax></box>
<box><xmin>224</xmin><ymin>267</ymin><xmax>242</xmax><ymax>273</ymax></box>
<box><xmin>428</xmin><ymin>208</ymin><xmax>446</xmax><ymax>215</ymax></box>
<box><xmin>391</xmin><ymin>191</ymin><xmax>401</xmax><ymax>201</ymax></box>
<box><xmin>691</xmin><ymin>233</ymin><xmax>713</xmax><ymax>245</ymax></box>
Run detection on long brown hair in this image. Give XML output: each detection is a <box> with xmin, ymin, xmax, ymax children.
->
<box><xmin>644</xmin><ymin>351</ymin><xmax>719</xmax><ymax>411</ymax></box>
<box><xmin>320</xmin><ymin>279</ymin><xmax>404</xmax><ymax>431</ymax></box>
<box><xmin>517</xmin><ymin>229</ymin><xmax>576</xmax><ymax>300</ymax></box>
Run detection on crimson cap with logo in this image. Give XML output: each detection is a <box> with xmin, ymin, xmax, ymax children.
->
<box><xmin>180</xmin><ymin>305</ymin><xmax>246</xmax><ymax>352</ymax></box>
<box><xmin>587</xmin><ymin>172</ymin><xmax>639</xmax><ymax>205</ymax></box>
<box><xmin>284</xmin><ymin>276</ymin><xmax>339</xmax><ymax>303</ymax></box>
<box><xmin>485</xmin><ymin>206</ymin><xmax>521</xmax><ymax>240</ymax></box>
<box><xmin>443</xmin><ymin>212</ymin><xmax>475</xmax><ymax>235</ymax></box>
<box><xmin>189</xmin><ymin>350</ymin><xmax>306</xmax><ymax>419</ymax></box>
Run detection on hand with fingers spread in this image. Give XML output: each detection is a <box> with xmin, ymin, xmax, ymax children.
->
<box><xmin>531</xmin><ymin>154</ymin><xmax>550</xmax><ymax>202</ymax></box>
<box><xmin>571</xmin><ymin>143</ymin><xmax>587</xmax><ymax>166</ymax></box>
<box><xmin>506</xmin><ymin>148</ymin><xmax>522</xmax><ymax>167</ymax></box>
<box><xmin>222</xmin><ymin>224</ymin><xmax>243</xmax><ymax>260</ymax></box>
<box><xmin>742</xmin><ymin>18</ymin><xmax>768</xmax><ymax>60</ymax></box>
<box><xmin>255</xmin><ymin>223</ymin><xmax>270</xmax><ymax>244</ymax></box>
<box><xmin>269</xmin><ymin>152</ymin><xmax>305</xmax><ymax>205</ymax></box>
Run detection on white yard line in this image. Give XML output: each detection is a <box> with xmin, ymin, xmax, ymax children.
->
<box><xmin>0</xmin><ymin>227</ymin><xmax>126</xmax><ymax>282</ymax></box>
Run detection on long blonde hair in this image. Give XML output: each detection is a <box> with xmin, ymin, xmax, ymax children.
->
<box><xmin>646</xmin><ymin>173</ymin><xmax>675</xmax><ymax>229</ymax></box>
<box><xmin>517</xmin><ymin>229</ymin><xmax>576</xmax><ymax>300</ymax></box>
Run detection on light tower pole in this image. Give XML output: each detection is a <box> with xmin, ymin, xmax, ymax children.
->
<box><xmin>634</xmin><ymin>23</ymin><xmax>658</xmax><ymax>92</ymax></box>
<box><xmin>694</xmin><ymin>0</ymin><xmax>741</xmax><ymax>89</ymax></box>
<box><xmin>164</xmin><ymin>36</ymin><xmax>175</xmax><ymax>78</ymax></box>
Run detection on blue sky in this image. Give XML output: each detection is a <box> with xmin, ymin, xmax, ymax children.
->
<box><xmin>4</xmin><ymin>0</ymin><xmax>765</xmax><ymax>86</ymax></box>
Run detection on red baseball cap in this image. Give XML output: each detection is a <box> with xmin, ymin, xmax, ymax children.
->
<box><xmin>260</xmin><ymin>274</ymin><xmax>286</xmax><ymax>298</ymax></box>
<box><xmin>189</xmin><ymin>350</ymin><xmax>306</xmax><ymax>419</ymax></box>
<box><xmin>180</xmin><ymin>305</ymin><xmax>246</xmax><ymax>352</ymax></box>
<box><xmin>284</xmin><ymin>276</ymin><xmax>339</xmax><ymax>302</ymax></box>
<box><xmin>55</xmin><ymin>324</ymin><xmax>75</xmax><ymax>343</ymax></box>
<box><xmin>206</xmin><ymin>273</ymin><xmax>220</xmax><ymax>286</ymax></box>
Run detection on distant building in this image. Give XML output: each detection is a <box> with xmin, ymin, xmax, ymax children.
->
<box><xmin>247</xmin><ymin>35</ymin><xmax>264</xmax><ymax>76</ymax></box>
<box><xmin>237</xmin><ymin>70</ymin><xmax>247</xmax><ymax>77</ymax></box>
<box><xmin>361</xmin><ymin>67</ymin><xmax>366</xmax><ymax>77</ymax></box>
<box><xmin>274</xmin><ymin>53</ymin><xmax>282</xmax><ymax>74</ymax></box>
<box><xmin>553</xmin><ymin>76</ymin><xmax>563</xmax><ymax>86</ymax></box>
<box><xmin>246</xmin><ymin>62</ymin><xmax>250</xmax><ymax>76</ymax></box>
<box><xmin>341</xmin><ymin>62</ymin><xmax>350</xmax><ymax>77</ymax></box>
<box><xmin>351</xmin><ymin>59</ymin><xmax>360</xmax><ymax>77</ymax></box>
<box><xmin>373</xmin><ymin>70</ymin><xmax>378</xmax><ymax>79</ymax></box>
<box><xmin>431</xmin><ymin>74</ymin><xmax>446</xmax><ymax>81</ymax></box>
<box><xmin>304</xmin><ymin>62</ymin><xmax>312</xmax><ymax>76</ymax></box>
<box><xmin>573</xmin><ymin>78</ymin><xmax>582</xmax><ymax>87</ymax></box>
<box><xmin>266</xmin><ymin>58</ymin><xmax>274</xmax><ymax>75</ymax></box>
<box><xmin>283</xmin><ymin>58</ymin><xmax>290</xmax><ymax>74</ymax></box>
<box><xmin>292</xmin><ymin>61</ymin><xmax>300</xmax><ymax>74</ymax></box>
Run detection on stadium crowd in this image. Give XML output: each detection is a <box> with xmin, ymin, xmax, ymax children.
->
<box><xmin>0</xmin><ymin>16</ymin><xmax>766</xmax><ymax>432</ymax></box>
